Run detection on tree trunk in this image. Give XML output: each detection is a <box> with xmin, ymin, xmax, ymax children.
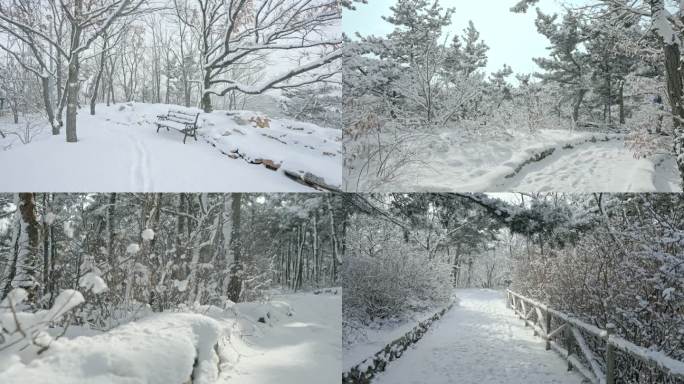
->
<box><xmin>650</xmin><ymin>0</ymin><xmax>684</xmax><ymax>185</ymax></box>
<box><xmin>201</xmin><ymin>70</ymin><xmax>212</xmax><ymax>112</ymax></box>
<box><xmin>90</xmin><ymin>38</ymin><xmax>108</xmax><ymax>116</ymax></box>
<box><xmin>41</xmin><ymin>194</ymin><xmax>51</xmax><ymax>302</ymax></box>
<box><xmin>106</xmin><ymin>193</ymin><xmax>117</xmax><ymax>265</ymax></box>
<box><xmin>66</xmin><ymin>50</ymin><xmax>81</xmax><ymax>142</ymax></box>
<box><xmin>4</xmin><ymin>194</ymin><xmax>41</xmax><ymax>299</ymax></box>
<box><xmin>227</xmin><ymin>193</ymin><xmax>242</xmax><ymax>302</ymax></box>
<box><xmin>618</xmin><ymin>80</ymin><xmax>625</xmax><ymax>125</ymax></box>
<box><xmin>572</xmin><ymin>89</ymin><xmax>587</xmax><ymax>125</ymax></box>
<box><xmin>65</xmin><ymin>0</ymin><xmax>82</xmax><ymax>142</ymax></box>
<box><xmin>40</xmin><ymin>76</ymin><xmax>58</xmax><ymax>134</ymax></box>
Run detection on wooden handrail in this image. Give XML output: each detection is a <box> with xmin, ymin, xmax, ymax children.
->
<box><xmin>506</xmin><ymin>290</ymin><xmax>684</xmax><ymax>384</ymax></box>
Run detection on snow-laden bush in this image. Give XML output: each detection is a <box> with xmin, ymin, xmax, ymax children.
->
<box><xmin>280</xmin><ymin>83</ymin><xmax>342</xmax><ymax>129</ymax></box>
<box><xmin>342</xmin><ymin>215</ymin><xmax>453</xmax><ymax>332</ymax></box>
<box><xmin>511</xmin><ymin>194</ymin><xmax>684</xmax><ymax>384</ymax></box>
<box><xmin>0</xmin><ymin>288</ymin><xmax>85</xmax><ymax>367</ymax></box>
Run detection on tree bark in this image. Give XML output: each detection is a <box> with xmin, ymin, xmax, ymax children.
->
<box><xmin>618</xmin><ymin>80</ymin><xmax>625</xmax><ymax>125</ymax></box>
<box><xmin>40</xmin><ymin>76</ymin><xmax>58</xmax><ymax>134</ymax></box>
<box><xmin>650</xmin><ymin>0</ymin><xmax>684</xmax><ymax>185</ymax></box>
<box><xmin>201</xmin><ymin>73</ymin><xmax>212</xmax><ymax>113</ymax></box>
<box><xmin>65</xmin><ymin>0</ymin><xmax>83</xmax><ymax>143</ymax></box>
<box><xmin>90</xmin><ymin>37</ymin><xmax>108</xmax><ymax>115</ymax></box>
<box><xmin>227</xmin><ymin>193</ymin><xmax>242</xmax><ymax>302</ymax></box>
<box><xmin>572</xmin><ymin>89</ymin><xmax>587</xmax><ymax>125</ymax></box>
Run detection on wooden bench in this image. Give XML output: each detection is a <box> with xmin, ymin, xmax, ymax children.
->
<box><xmin>155</xmin><ymin>110</ymin><xmax>200</xmax><ymax>144</ymax></box>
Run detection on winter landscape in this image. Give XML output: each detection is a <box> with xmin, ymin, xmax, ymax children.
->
<box><xmin>343</xmin><ymin>193</ymin><xmax>684</xmax><ymax>383</ymax></box>
<box><xmin>0</xmin><ymin>0</ymin><xmax>342</xmax><ymax>192</ymax></box>
<box><xmin>0</xmin><ymin>193</ymin><xmax>342</xmax><ymax>383</ymax></box>
<box><xmin>343</xmin><ymin>0</ymin><xmax>684</xmax><ymax>192</ymax></box>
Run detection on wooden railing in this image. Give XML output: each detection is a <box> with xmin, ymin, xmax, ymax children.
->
<box><xmin>506</xmin><ymin>290</ymin><xmax>684</xmax><ymax>384</ymax></box>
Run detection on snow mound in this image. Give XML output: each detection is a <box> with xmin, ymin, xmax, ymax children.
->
<box><xmin>0</xmin><ymin>313</ymin><xmax>227</xmax><ymax>384</ymax></box>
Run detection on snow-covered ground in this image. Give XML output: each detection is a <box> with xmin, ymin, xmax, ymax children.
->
<box><xmin>343</xmin><ymin>307</ymin><xmax>443</xmax><ymax>371</ymax></box>
<box><xmin>221</xmin><ymin>291</ymin><xmax>341</xmax><ymax>384</ymax></box>
<box><xmin>371</xmin><ymin>289</ymin><xmax>584</xmax><ymax>384</ymax></box>
<box><xmin>0</xmin><ymin>290</ymin><xmax>341</xmax><ymax>384</ymax></box>
<box><xmin>364</xmin><ymin>128</ymin><xmax>681</xmax><ymax>192</ymax></box>
<box><xmin>492</xmin><ymin>139</ymin><xmax>681</xmax><ymax>192</ymax></box>
<box><xmin>0</xmin><ymin>103</ymin><xmax>342</xmax><ymax>192</ymax></box>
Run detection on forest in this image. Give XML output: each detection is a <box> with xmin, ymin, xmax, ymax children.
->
<box><xmin>343</xmin><ymin>193</ymin><xmax>684</xmax><ymax>384</ymax></box>
<box><xmin>0</xmin><ymin>193</ymin><xmax>345</xmax><ymax>383</ymax></box>
<box><xmin>344</xmin><ymin>0</ymin><xmax>684</xmax><ymax>192</ymax></box>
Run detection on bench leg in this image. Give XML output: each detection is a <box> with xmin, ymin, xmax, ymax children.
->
<box><xmin>193</xmin><ymin>130</ymin><xmax>197</xmax><ymax>141</ymax></box>
<box><xmin>156</xmin><ymin>124</ymin><xmax>161</xmax><ymax>133</ymax></box>
<box><xmin>183</xmin><ymin>132</ymin><xmax>188</xmax><ymax>144</ymax></box>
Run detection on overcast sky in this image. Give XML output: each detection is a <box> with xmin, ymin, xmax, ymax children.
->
<box><xmin>343</xmin><ymin>0</ymin><xmax>567</xmax><ymax>76</ymax></box>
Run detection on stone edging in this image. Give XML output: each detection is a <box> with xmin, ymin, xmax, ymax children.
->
<box><xmin>342</xmin><ymin>301</ymin><xmax>456</xmax><ymax>384</ymax></box>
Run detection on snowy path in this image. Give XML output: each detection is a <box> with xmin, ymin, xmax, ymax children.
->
<box><xmin>374</xmin><ymin>289</ymin><xmax>584</xmax><ymax>384</ymax></box>
<box><xmin>491</xmin><ymin>139</ymin><xmax>681</xmax><ymax>192</ymax></box>
<box><xmin>0</xmin><ymin>103</ymin><xmax>342</xmax><ymax>192</ymax></box>
<box><xmin>221</xmin><ymin>292</ymin><xmax>341</xmax><ymax>384</ymax></box>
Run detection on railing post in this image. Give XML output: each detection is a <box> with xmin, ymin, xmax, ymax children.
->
<box><xmin>565</xmin><ymin>324</ymin><xmax>574</xmax><ymax>372</ymax></box>
<box><xmin>606</xmin><ymin>323</ymin><xmax>615</xmax><ymax>384</ymax></box>
<box><xmin>545</xmin><ymin>310</ymin><xmax>551</xmax><ymax>350</ymax></box>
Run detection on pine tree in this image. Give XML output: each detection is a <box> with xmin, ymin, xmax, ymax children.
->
<box><xmin>382</xmin><ymin>0</ymin><xmax>454</xmax><ymax>65</ymax></box>
<box><xmin>530</xmin><ymin>9</ymin><xmax>591</xmax><ymax>124</ymax></box>
<box><xmin>459</xmin><ymin>21</ymin><xmax>489</xmax><ymax>77</ymax></box>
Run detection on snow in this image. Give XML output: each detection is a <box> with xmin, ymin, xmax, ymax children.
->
<box><xmin>0</xmin><ymin>313</ymin><xmax>223</xmax><ymax>384</ymax></box>
<box><xmin>357</xmin><ymin>128</ymin><xmax>681</xmax><ymax>192</ymax></box>
<box><xmin>0</xmin><ymin>289</ymin><xmax>86</xmax><ymax>362</ymax></box>
<box><xmin>343</xmin><ymin>307</ymin><xmax>443</xmax><ymax>371</ymax></box>
<box><xmin>44</xmin><ymin>212</ymin><xmax>57</xmax><ymax>225</ymax></box>
<box><xmin>0</xmin><ymin>102</ymin><xmax>341</xmax><ymax>192</ymax></box>
<box><xmin>491</xmin><ymin>139</ymin><xmax>680</xmax><ymax>192</ymax></box>
<box><xmin>141</xmin><ymin>228</ymin><xmax>155</xmax><ymax>241</ymax></box>
<box><xmin>220</xmin><ymin>291</ymin><xmax>341</xmax><ymax>384</ymax></box>
<box><xmin>79</xmin><ymin>273</ymin><xmax>108</xmax><ymax>294</ymax></box>
<box><xmin>174</xmin><ymin>279</ymin><xmax>189</xmax><ymax>292</ymax></box>
<box><xmin>0</xmin><ymin>290</ymin><xmax>341</xmax><ymax>384</ymax></box>
<box><xmin>126</xmin><ymin>243</ymin><xmax>140</xmax><ymax>254</ymax></box>
<box><xmin>63</xmin><ymin>221</ymin><xmax>74</xmax><ymax>238</ymax></box>
<box><xmin>0</xmin><ymin>287</ymin><xmax>29</xmax><ymax>309</ymax></box>
<box><xmin>372</xmin><ymin>289</ymin><xmax>583</xmax><ymax>384</ymax></box>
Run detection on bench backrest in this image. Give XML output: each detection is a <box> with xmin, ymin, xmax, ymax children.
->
<box><xmin>167</xmin><ymin>110</ymin><xmax>200</xmax><ymax>126</ymax></box>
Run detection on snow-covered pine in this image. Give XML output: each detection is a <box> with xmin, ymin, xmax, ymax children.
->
<box><xmin>345</xmin><ymin>0</ymin><xmax>684</xmax><ymax>191</ymax></box>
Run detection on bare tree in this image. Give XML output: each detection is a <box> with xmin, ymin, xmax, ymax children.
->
<box><xmin>0</xmin><ymin>0</ymin><xmax>147</xmax><ymax>142</ymax></box>
<box><xmin>174</xmin><ymin>0</ymin><xmax>342</xmax><ymax>112</ymax></box>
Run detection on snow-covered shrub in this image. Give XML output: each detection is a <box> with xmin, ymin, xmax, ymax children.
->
<box><xmin>625</xmin><ymin>101</ymin><xmax>673</xmax><ymax>158</ymax></box>
<box><xmin>510</xmin><ymin>194</ymin><xmax>684</xmax><ymax>384</ymax></box>
<box><xmin>0</xmin><ymin>288</ymin><xmax>85</xmax><ymax>364</ymax></box>
<box><xmin>342</xmin><ymin>214</ymin><xmax>453</xmax><ymax>329</ymax></box>
<box><xmin>280</xmin><ymin>83</ymin><xmax>342</xmax><ymax>129</ymax></box>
